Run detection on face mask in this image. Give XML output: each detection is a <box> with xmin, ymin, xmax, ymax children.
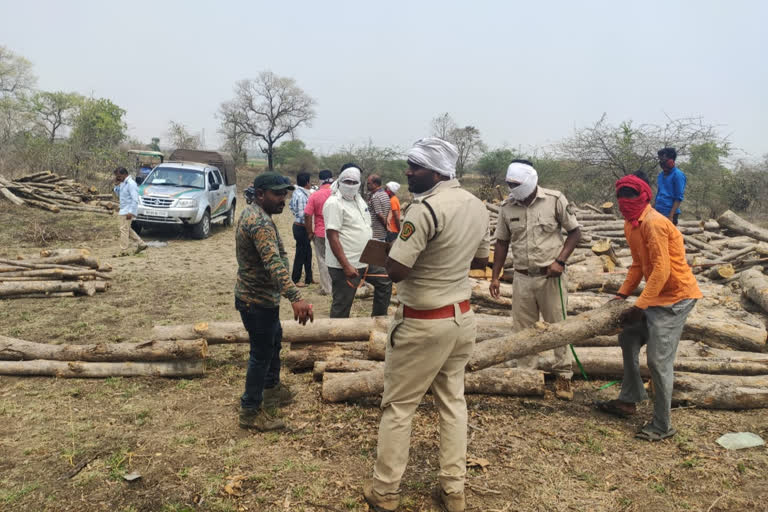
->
<box><xmin>508</xmin><ymin>179</ymin><xmax>536</xmax><ymax>201</ymax></box>
<box><xmin>340</xmin><ymin>182</ymin><xmax>360</xmax><ymax>200</ymax></box>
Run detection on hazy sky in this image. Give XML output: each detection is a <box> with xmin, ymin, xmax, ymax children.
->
<box><xmin>2</xmin><ymin>0</ymin><xmax>766</xmax><ymax>159</ymax></box>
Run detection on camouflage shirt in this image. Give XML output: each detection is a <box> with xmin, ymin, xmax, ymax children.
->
<box><xmin>235</xmin><ymin>203</ymin><xmax>301</xmax><ymax>308</ymax></box>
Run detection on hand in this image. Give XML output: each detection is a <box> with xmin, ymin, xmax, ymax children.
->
<box><xmin>608</xmin><ymin>294</ymin><xmax>626</xmax><ymax>303</ymax></box>
<box><xmin>126</xmin><ymin>213</ymin><xmax>134</xmax><ymax>220</ymax></box>
<box><xmin>307</xmin><ymin>232</ymin><xmax>315</xmax><ymax>242</ymax></box>
<box><xmin>292</xmin><ymin>300</ymin><xmax>314</xmax><ymax>325</ymax></box>
<box><xmin>489</xmin><ymin>278</ymin><xmax>501</xmax><ymax>299</ymax></box>
<box><xmin>546</xmin><ymin>261</ymin><xmax>565</xmax><ymax>278</ymax></box>
<box><xmin>343</xmin><ymin>265</ymin><xmax>360</xmax><ymax>280</ymax></box>
<box><xmin>618</xmin><ymin>305</ymin><xmax>644</xmax><ymax>326</ymax></box>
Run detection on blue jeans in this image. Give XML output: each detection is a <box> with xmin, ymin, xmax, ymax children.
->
<box><xmin>236</xmin><ymin>298</ymin><xmax>282</xmax><ymax>410</ymax></box>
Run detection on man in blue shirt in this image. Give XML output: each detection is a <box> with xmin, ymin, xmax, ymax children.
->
<box><xmin>113</xmin><ymin>167</ymin><xmax>147</xmax><ymax>256</ymax></box>
<box><xmin>654</xmin><ymin>147</ymin><xmax>686</xmax><ymax>225</ymax></box>
<box><xmin>289</xmin><ymin>172</ymin><xmax>313</xmax><ymax>287</ymax></box>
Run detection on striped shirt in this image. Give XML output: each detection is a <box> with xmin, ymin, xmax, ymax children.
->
<box><xmin>368</xmin><ymin>188</ymin><xmax>391</xmax><ymax>241</ymax></box>
<box><xmin>289</xmin><ymin>187</ymin><xmax>311</xmax><ymax>224</ymax></box>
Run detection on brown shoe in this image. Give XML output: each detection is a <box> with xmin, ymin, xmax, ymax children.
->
<box><xmin>554</xmin><ymin>376</ymin><xmax>574</xmax><ymax>401</ymax></box>
<box><xmin>238</xmin><ymin>407</ymin><xmax>286</xmax><ymax>431</ymax></box>
<box><xmin>135</xmin><ymin>243</ymin><xmax>148</xmax><ymax>254</ymax></box>
<box><xmin>435</xmin><ymin>487</ymin><xmax>465</xmax><ymax>512</ymax></box>
<box><xmin>363</xmin><ymin>480</ymin><xmax>400</xmax><ymax>511</ymax></box>
<box><xmin>263</xmin><ymin>383</ymin><xmax>296</xmax><ymax>408</ymax></box>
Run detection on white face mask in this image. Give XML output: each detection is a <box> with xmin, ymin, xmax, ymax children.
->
<box><xmin>339</xmin><ymin>182</ymin><xmax>360</xmax><ymax>200</ymax></box>
<box><xmin>508</xmin><ymin>180</ymin><xmax>536</xmax><ymax>201</ymax></box>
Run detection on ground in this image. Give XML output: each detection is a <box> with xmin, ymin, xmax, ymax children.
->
<box><xmin>0</xmin><ymin>170</ymin><xmax>767</xmax><ymax>512</ymax></box>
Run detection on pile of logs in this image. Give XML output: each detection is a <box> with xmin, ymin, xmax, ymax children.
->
<box><xmin>0</xmin><ymin>171</ymin><xmax>117</xmax><ymax>214</ymax></box>
<box><xmin>0</xmin><ymin>336</ymin><xmax>207</xmax><ymax>377</ymax></box>
<box><xmin>0</xmin><ymin>249</ymin><xmax>112</xmax><ymax>299</ymax></box>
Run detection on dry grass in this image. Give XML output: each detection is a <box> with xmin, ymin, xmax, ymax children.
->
<box><xmin>1</xmin><ymin>174</ymin><xmax>767</xmax><ymax>511</ymax></box>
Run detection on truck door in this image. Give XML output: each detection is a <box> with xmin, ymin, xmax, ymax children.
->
<box><xmin>208</xmin><ymin>169</ymin><xmax>225</xmax><ymax>216</ymax></box>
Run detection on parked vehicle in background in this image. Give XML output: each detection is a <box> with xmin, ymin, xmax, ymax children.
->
<box><xmin>127</xmin><ymin>149</ymin><xmax>165</xmax><ymax>185</ymax></box>
<box><xmin>135</xmin><ymin>150</ymin><xmax>237</xmax><ymax>239</ymax></box>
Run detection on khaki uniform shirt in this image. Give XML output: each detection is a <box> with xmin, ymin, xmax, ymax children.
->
<box><xmin>494</xmin><ymin>187</ymin><xmax>579</xmax><ymax>271</ymax></box>
<box><xmin>389</xmin><ymin>180</ymin><xmax>490</xmax><ymax>309</ymax></box>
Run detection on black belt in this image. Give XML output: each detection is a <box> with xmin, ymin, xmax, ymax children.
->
<box><xmin>515</xmin><ymin>267</ymin><xmax>549</xmax><ymax>276</ymax></box>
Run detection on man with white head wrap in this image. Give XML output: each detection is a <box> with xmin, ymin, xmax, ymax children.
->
<box><xmin>489</xmin><ymin>159</ymin><xmax>582</xmax><ymax>400</ymax></box>
<box><xmin>364</xmin><ymin>138</ymin><xmax>490</xmax><ymax>512</ymax></box>
<box><xmin>322</xmin><ymin>163</ymin><xmax>392</xmax><ymax>318</ymax></box>
<box><xmin>384</xmin><ymin>181</ymin><xmax>402</xmax><ymax>242</ymax></box>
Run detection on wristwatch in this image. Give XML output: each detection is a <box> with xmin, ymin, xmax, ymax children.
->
<box><xmin>555</xmin><ymin>259</ymin><xmax>567</xmax><ymax>267</ymax></box>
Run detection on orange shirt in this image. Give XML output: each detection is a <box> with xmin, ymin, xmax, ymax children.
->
<box><xmin>387</xmin><ymin>195</ymin><xmax>401</xmax><ymax>233</ymax></box>
<box><xmin>618</xmin><ymin>204</ymin><xmax>702</xmax><ymax>309</ymax></box>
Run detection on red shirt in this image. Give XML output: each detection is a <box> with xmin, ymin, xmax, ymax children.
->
<box><xmin>304</xmin><ymin>184</ymin><xmax>333</xmax><ymax>237</ymax></box>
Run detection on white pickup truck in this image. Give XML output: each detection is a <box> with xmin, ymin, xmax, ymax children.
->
<box><xmin>135</xmin><ymin>150</ymin><xmax>237</xmax><ymax>239</ymax></box>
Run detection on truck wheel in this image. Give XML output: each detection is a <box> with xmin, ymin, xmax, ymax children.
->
<box><xmin>191</xmin><ymin>211</ymin><xmax>211</xmax><ymax>239</ymax></box>
<box><xmin>223</xmin><ymin>200</ymin><xmax>236</xmax><ymax>227</ymax></box>
<box><xmin>131</xmin><ymin>220</ymin><xmax>143</xmax><ymax>235</ymax></box>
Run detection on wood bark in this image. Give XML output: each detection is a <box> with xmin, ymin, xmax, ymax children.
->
<box><xmin>321</xmin><ymin>367</ymin><xmax>546</xmax><ymax>402</ymax></box>
<box><xmin>313</xmin><ymin>359</ymin><xmax>383</xmax><ymax>381</ymax></box>
<box><xmin>0</xmin><ymin>184</ymin><xmax>25</xmax><ymax>205</ymax></box>
<box><xmin>706</xmin><ymin>264</ymin><xmax>735</xmax><ymax>280</ymax></box>
<box><xmin>685</xmin><ymin>236</ymin><xmax>722</xmax><ymax>255</ymax></box>
<box><xmin>0</xmin><ymin>359</ymin><xmax>205</xmax><ymax>378</ymax></box>
<box><xmin>682</xmin><ymin>313</ymin><xmax>766</xmax><ymax>352</ymax></box>
<box><xmin>0</xmin><ymin>268</ymin><xmax>111</xmax><ymax>280</ymax></box>
<box><xmin>0</xmin><ymin>280</ymin><xmax>96</xmax><ymax>297</ymax></box>
<box><xmin>718</xmin><ymin>210</ymin><xmax>768</xmax><ymax>243</ymax></box>
<box><xmin>740</xmin><ymin>268</ymin><xmax>768</xmax><ymax>314</ymax></box>
<box><xmin>0</xmin><ymin>335</ymin><xmax>207</xmax><ymax>362</ymax></box>
<box><xmin>672</xmin><ymin>373</ymin><xmax>768</xmax><ymax>409</ymax></box>
<box><xmin>9</xmin><ymin>252</ymin><xmax>99</xmax><ymax>269</ymax></box>
<box><xmin>284</xmin><ymin>342</ymin><xmax>369</xmax><ymax>371</ymax></box>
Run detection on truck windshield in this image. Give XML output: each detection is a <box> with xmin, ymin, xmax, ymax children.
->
<box><xmin>144</xmin><ymin>168</ymin><xmax>205</xmax><ymax>189</ymax></box>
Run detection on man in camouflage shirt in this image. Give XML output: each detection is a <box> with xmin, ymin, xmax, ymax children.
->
<box><xmin>235</xmin><ymin>172</ymin><xmax>314</xmax><ymax>431</ymax></box>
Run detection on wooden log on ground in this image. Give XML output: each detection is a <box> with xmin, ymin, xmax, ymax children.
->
<box><xmin>672</xmin><ymin>373</ymin><xmax>768</xmax><ymax>409</ymax></box>
<box><xmin>0</xmin><ymin>280</ymin><xmax>96</xmax><ymax>297</ymax></box>
<box><xmin>0</xmin><ymin>268</ymin><xmax>111</xmax><ymax>280</ymax></box>
<box><xmin>313</xmin><ymin>359</ymin><xmax>383</xmax><ymax>381</ymax></box>
<box><xmin>321</xmin><ymin>367</ymin><xmax>546</xmax><ymax>402</ymax></box>
<box><xmin>685</xmin><ymin>236</ymin><xmax>722</xmax><ymax>255</ymax></box>
<box><xmin>706</xmin><ymin>264</ymin><xmax>736</xmax><ymax>280</ymax></box>
<box><xmin>0</xmin><ymin>359</ymin><xmax>205</xmax><ymax>378</ymax></box>
<box><xmin>23</xmin><ymin>197</ymin><xmax>60</xmax><ymax>213</ymax></box>
<box><xmin>16</xmin><ymin>171</ymin><xmax>54</xmax><ymax>182</ymax></box>
<box><xmin>0</xmin><ymin>335</ymin><xmax>207</xmax><ymax>362</ymax></box>
<box><xmin>0</xmin><ymin>183</ymin><xmax>25</xmax><ymax>205</ymax></box>
<box><xmin>683</xmin><ymin>313</ymin><xmax>766</xmax><ymax>352</ymax></box>
<box><xmin>284</xmin><ymin>342</ymin><xmax>369</xmax><ymax>371</ymax></box>
<box><xmin>577</xmin><ymin>213</ymin><xmax>616</xmax><ymax>221</ymax></box>
<box><xmin>600</xmin><ymin>202</ymin><xmax>614</xmax><ymax>214</ymax></box>
<box><xmin>718</xmin><ymin>210</ymin><xmax>768</xmax><ymax>243</ymax></box>
<box><xmin>11</xmin><ymin>251</ymin><xmax>99</xmax><ymax>269</ymax></box>
<box><xmin>740</xmin><ymin>268</ymin><xmax>768</xmax><ymax>314</ymax></box>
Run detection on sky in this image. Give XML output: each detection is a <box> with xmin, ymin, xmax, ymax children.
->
<box><xmin>2</xmin><ymin>0</ymin><xmax>766</xmax><ymax>160</ymax></box>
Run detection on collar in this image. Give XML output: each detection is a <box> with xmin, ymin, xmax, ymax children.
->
<box><xmin>413</xmin><ymin>179</ymin><xmax>459</xmax><ymax>200</ymax></box>
<box><xmin>320</xmin><ymin>183</ymin><xmax>332</xmax><ymax>189</ymax></box>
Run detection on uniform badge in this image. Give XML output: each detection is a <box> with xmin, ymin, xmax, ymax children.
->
<box><xmin>400</xmin><ymin>221</ymin><xmax>415</xmax><ymax>241</ymax></box>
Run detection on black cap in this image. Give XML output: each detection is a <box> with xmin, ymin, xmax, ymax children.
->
<box><xmin>318</xmin><ymin>169</ymin><xmax>332</xmax><ymax>180</ymax></box>
<box><xmin>253</xmin><ymin>172</ymin><xmax>295</xmax><ymax>191</ymax></box>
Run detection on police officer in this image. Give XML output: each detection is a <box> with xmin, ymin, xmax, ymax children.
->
<box><xmin>489</xmin><ymin>160</ymin><xmax>581</xmax><ymax>400</ymax></box>
<box><xmin>364</xmin><ymin>138</ymin><xmax>490</xmax><ymax>512</ymax></box>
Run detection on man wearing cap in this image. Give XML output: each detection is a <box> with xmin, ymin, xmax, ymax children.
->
<box><xmin>489</xmin><ymin>159</ymin><xmax>582</xmax><ymax>401</ymax></box>
<box><xmin>364</xmin><ymin>138</ymin><xmax>490</xmax><ymax>512</ymax></box>
<box><xmin>304</xmin><ymin>169</ymin><xmax>334</xmax><ymax>296</ymax></box>
<box><xmin>385</xmin><ymin>181</ymin><xmax>402</xmax><ymax>242</ymax></box>
<box><xmin>323</xmin><ymin>164</ymin><xmax>392</xmax><ymax>318</ymax></box>
<box><xmin>235</xmin><ymin>172</ymin><xmax>314</xmax><ymax>431</ymax></box>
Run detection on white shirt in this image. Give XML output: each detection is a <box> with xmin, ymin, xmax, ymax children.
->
<box><xmin>322</xmin><ymin>194</ymin><xmax>372</xmax><ymax>269</ymax></box>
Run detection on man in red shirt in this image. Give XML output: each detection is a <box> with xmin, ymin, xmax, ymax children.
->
<box><xmin>304</xmin><ymin>170</ymin><xmax>334</xmax><ymax>295</ymax></box>
<box><xmin>596</xmin><ymin>174</ymin><xmax>701</xmax><ymax>441</ymax></box>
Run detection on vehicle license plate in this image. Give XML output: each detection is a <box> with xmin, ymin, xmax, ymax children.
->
<box><xmin>144</xmin><ymin>208</ymin><xmax>168</xmax><ymax>218</ymax></box>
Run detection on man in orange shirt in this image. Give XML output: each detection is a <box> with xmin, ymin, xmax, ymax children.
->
<box><xmin>596</xmin><ymin>174</ymin><xmax>702</xmax><ymax>441</ymax></box>
<box><xmin>384</xmin><ymin>181</ymin><xmax>401</xmax><ymax>242</ymax></box>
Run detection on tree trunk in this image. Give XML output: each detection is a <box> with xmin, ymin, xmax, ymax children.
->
<box><xmin>739</xmin><ymin>269</ymin><xmax>768</xmax><ymax>314</ymax></box>
<box><xmin>313</xmin><ymin>359</ymin><xmax>383</xmax><ymax>381</ymax></box>
<box><xmin>0</xmin><ymin>268</ymin><xmax>111</xmax><ymax>280</ymax></box>
<box><xmin>567</xmin><ymin>272</ymin><xmax>643</xmax><ymax>295</ymax></box>
<box><xmin>6</xmin><ymin>251</ymin><xmax>99</xmax><ymax>269</ymax></box>
<box><xmin>682</xmin><ymin>313</ymin><xmax>766</xmax><ymax>352</ymax></box>
<box><xmin>0</xmin><ymin>359</ymin><xmax>204</xmax><ymax>378</ymax></box>
<box><xmin>672</xmin><ymin>373</ymin><xmax>768</xmax><ymax>409</ymax></box>
<box><xmin>718</xmin><ymin>210</ymin><xmax>768</xmax><ymax>243</ymax></box>
<box><xmin>0</xmin><ymin>335</ymin><xmax>207</xmax><ymax>362</ymax></box>
<box><xmin>0</xmin><ymin>280</ymin><xmax>96</xmax><ymax>297</ymax></box>
<box><xmin>706</xmin><ymin>264</ymin><xmax>735</xmax><ymax>280</ymax></box>
<box><xmin>283</xmin><ymin>342</ymin><xmax>369</xmax><ymax>371</ymax></box>
<box><xmin>0</xmin><ymin>185</ymin><xmax>25</xmax><ymax>206</ymax></box>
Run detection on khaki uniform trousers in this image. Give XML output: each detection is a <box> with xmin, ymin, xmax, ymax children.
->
<box><xmin>372</xmin><ymin>304</ymin><xmax>476</xmax><ymax>496</ymax></box>
<box><xmin>512</xmin><ymin>272</ymin><xmax>573</xmax><ymax>378</ymax></box>
<box><xmin>118</xmin><ymin>215</ymin><xmax>144</xmax><ymax>252</ymax></box>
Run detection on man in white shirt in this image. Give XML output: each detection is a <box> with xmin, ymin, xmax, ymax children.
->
<box><xmin>113</xmin><ymin>167</ymin><xmax>147</xmax><ymax>256</ymax></box>
<box><xmin>323</xmin><ymin>164</ymin><xmax>392</xmax><ymax>318</ymax></box>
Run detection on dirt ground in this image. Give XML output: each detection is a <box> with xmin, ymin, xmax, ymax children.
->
<box><xmin>1</xmin><ymin>171</ymin><xmax>767</xmax><ymax>512</ymax></box>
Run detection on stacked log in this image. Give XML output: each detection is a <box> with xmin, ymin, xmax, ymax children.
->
<box><xmin>0</xmin><ymin>249</ymin><xmax>111</xmax><ymax>299</ymax></box>
<box><xmin>0</xmin><ymin>172</ymin><xmax>117</xmax><ymax>214</ymax></box>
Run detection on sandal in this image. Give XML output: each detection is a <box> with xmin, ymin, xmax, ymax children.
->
<box><xmin>635</xmin><ymin>425</ymin><xmax>677</xmax><ymax>441</ymax></box>
<box><xmin>594</xmin><ymin>399</ymin><xmax>635</xmax><ymax>418</ymax></box>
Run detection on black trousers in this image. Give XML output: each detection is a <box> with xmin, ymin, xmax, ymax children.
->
<box><xmin>328</xmin><ymin>265</ymin><xmax>392</xmax><ymax>318</ymax></box>
<box><xmin>291</xmin><ymin>223</ymin><xmax>313</xmax><ymax>284</ymax></box>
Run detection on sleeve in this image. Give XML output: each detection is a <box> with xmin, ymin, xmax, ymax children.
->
<box><xmin>493</xmin><ymin>205</ymin><xmax>511</xmax><ymax>242</ymax></box>
<box><xmin>475</xmin><ymin>208</ymin><xmax>491</xmax><ymax>259</ymax></box>
<box><xmin>388</xmin><ymin>203</ymin><xmax>434</xmax><ymax>268</ymax></box>
<box><xmin>392</xmin><ymin>197</ymin><xmax>401</xmax><ymax>213</ymax></box>
<box><xmin>289</xmin><ymin>192</ymin><xmax>298</xmax><ymax>217</ymax></box>
<box><xmin>674</xmin><ymin>172</ymin><xmax>686</xmax><ymax>202</ymax></box>
<box><xmin>555</xmin><ymin>194</ymin><xmax>580</xmax><ymax>232</ymax></box>
<box><xmin>323</xmin><ymin>198</ymin><xmax>343</xmax><ymax>232</ymax></box>
<box><xmin>250</xmin><ymin>222</ymin><xmax>301</xmax><ymax>303</ymax></box>
<box><xmin>634</xmin><ymin>221</ymin><xmax>671</xmax><ymax>309</ymax></box>
<box><xmin>128</xmin><ymin>182</ymin><xmax>139</xmax><ymax>214</ymax></box>
<box><xmin>617</xmin><ymin>224</ymin><xmax>644</xmax><ymax>297</ymax></box>
<box><xmin>303</xmin><ymin>194</ymin><xmax>315</xmax><ymax>215</ymax></box>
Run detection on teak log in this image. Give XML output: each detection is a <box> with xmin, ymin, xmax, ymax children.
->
<box><xmin>740</xmin><ymin>269</ymin><xmax>768</xmax><ymax>314</ymax></box>
<box><xmin>321</xmin><ymin>367</ymin><xmax>546</xmax><ymax>402</ymax></box>
<box><xmin>0</xmin><ymin>359</ymin><xmax>205</xmax><ymax>378</ymax></box>
<box><xmin>0</xmin><ymin>280</ymin><xmax>96</xmax><ymax>297</ymax></box>
<box><xmin>682</xmin><ymin>313</ymin><xmax>766</xmax><ymax>352</ymax></box>
<box><xmin>706</xmin><ymin>264</ymin><xmax>735</xmax><ymax>280</ymax></box>
<box><xmin>0</xmin><ymin>335</ymin><xmax>207</xmax><ymax>362</ymax></box>
<box><xmin>672</xmin><ymin>373</ymin><xmax>768</xmax><ymax>409</ymax></box>
<box><xmin>284</xmin><ymin>342</ymin><xmax>368</xmax><ymax>371</ymax></box>
<box><xmin>718</xmin><ymin>210</ymin><xmax>768</xmax><ymax>243</ymax></box>
<box><xmin>313</xmin><ymin>359</ymin><xmax>383</xmax><ymax>381</ymax></box>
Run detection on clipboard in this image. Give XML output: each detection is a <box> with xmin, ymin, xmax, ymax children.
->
<box><xmin>359</xmin><ymin>239</ymin><xmax>390</xmax><ymax>267</ymax></box>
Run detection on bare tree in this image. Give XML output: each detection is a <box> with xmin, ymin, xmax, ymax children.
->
<box><xmin>219</xmin><ymin>71</ymin><xmax>316</xmax><ymax>171</ymax></box>
<box><xmin>0</xmin><ymin>46</ymin><xmax>36</xmax><ymax>98</ymax></box>
<box><xmin>217</xmin><ymin>111</ymin><xmax>248</xmax><ymax>165</ymax></box>
<box><xmin>451</xmin><ymin>125</ymin><xmax>485</xmax><ymax>178</ymax></box>
<box><xmin>30</xmin><ymin>91</ymin><xmax>83</xmax><ymax>142</ymax></box>
<box><xmin>431</xmin><ymin>112</ymin><xmax>457</xmax><ymax>140</ymax></box>
<box><xmin>167</xmin><ymin>121</ymin><xmax>200</xmax><ymax>150</ymax></box>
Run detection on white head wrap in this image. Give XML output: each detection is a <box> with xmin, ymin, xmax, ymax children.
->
<box><xmin>385</xmin><ymin>181</ymin><xmax>401</xmax><ymax>194</ymax></box>
<box><xmin>505</xmin><ymin>162</ymin><xmax>538</xmax><ymax>201</ymax></box>
<box><xmin>406</xmin><ymin>137</ymin><xmax>458</xmax><ymax>179</ymax></box>
<box><xmin>331</xmin><ymin>167</ymin><xmax>362</xmax><ymax>201</ymax></box>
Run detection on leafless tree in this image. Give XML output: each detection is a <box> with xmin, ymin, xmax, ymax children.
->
<box><xmin>30</xmin><ymin>91</ymin><xmax>83</xmax><ymax>142</ymax></box>
<box><xmin>217</xmin><ymin>113</ymin><xmax>248</xmax><ymax>165</ymax></box>
<box><xmin>219</xmin><ymin>71</ymin><xmax>316</xmax><ymax>171</ymax></box>
<box><xmin>167</xmin><ymin>121</ymin><xmax>200</xmax><ymax>150</ymax></box>
<box><xmin>452</xmin><ymin>125</ymin><xmax>486</xmax><ymax>178</ymax></box>
<box><xmin>431</xmin><ymin>112</ymin><xmax>457</xmax><ymax>140</ymax></box>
